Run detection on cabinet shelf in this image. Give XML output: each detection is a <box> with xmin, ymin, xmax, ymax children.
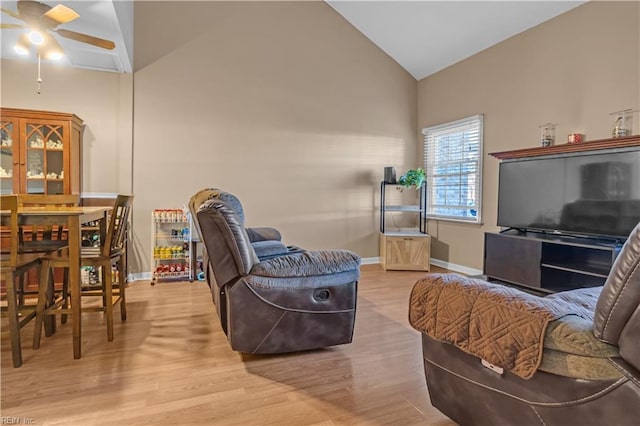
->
<box><xmin>384</xmin><ymin>205</ymin><xmax>421</xmax><ymax>212</ymax></box>
<box><xmin>154</xmin><ymin>236</ymin><xmax>190</xmax><ymax>242</ymax></box>
<box><xmin>484</xmin><ymin>230</ymin><xmax>621</xmax><ymax>292</ymax></box>
<box><xmin>380</xmin><ymin>181</ymin><xmax>426</xmax><ymax>234</ymax></box>
<box><xmin>154</xmin><ymin>255</ymin><xmax>189</xmax><ymax>260</ymax></box>
<box><xmin>540</xmin><ymin>263</ymin><xmax>610</xmax><ymax>278</ymax></box>
<box><xmin>156</xmin><ymin>233</ymin><xmax>189</xmax><ymax>242</ymax></box>
<box><xmin>153</xmin><ymin>271</ymin><xmax>190</xmax><ymax>280</ymax></box>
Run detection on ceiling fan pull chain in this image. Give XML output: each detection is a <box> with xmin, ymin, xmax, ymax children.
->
<box><xmin>37</xmin><ymin>52</ymin><xmax>42</xmax><ymax>94</ymax></box>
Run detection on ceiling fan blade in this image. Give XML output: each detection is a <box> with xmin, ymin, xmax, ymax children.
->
<box><xmin>43</xmin><ymin>4</ymin><xmax>79</xmax><ymax>25</ymax></box>
<box><xmin>1</xmin><ymin>7</ymin><xmax>22</xmax><ymax>20</ymax></box>
<box><xmin>0</xmin><ymin>23</ymin><xmax>26</xmax><ymax>29</ymax></box>
<box><xmin>55</xmin><ymin>29</ymin><xmax>115</xmax><ymax>50</ymax></box>
<box><xmin>17</xmin><ymin>1</ymin><xmax>51</xmax><ymax>20</ymax></box>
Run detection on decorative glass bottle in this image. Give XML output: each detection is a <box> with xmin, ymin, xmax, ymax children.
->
<box><xmin>610</xmin><ymin>109</ymin><xmax>637</xmax><ymax>138</ymax></box>
<box><xmin>539</xmin><ymin>123</ymin><xmax>555</xmax><ymax>147</ymax></box>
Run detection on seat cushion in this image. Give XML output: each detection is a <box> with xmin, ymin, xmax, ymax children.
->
<box><xmin>545</xmin><ymin>286</ymin><xmax>601</xmax><ymax>318</ymax></box>
<box><xmin>539</xmin><ymin>348</ymin><xmax>623</xmax><ymax>380</ymax></box>
<box><xmin>540</xmin><ymin>314</ymin><xmax>622</xmax><ymax>380</ymax></box>
<box><xmin>248</xmin><ymin>249</ymin><xmax>361</xmax><ymax>291</ymax></box>
<box><xmin>544</xmin><ymin>315</ymin><xmax>618</xmax><ymax>357</ymax></box>
<box><xmin>251</xmin><ymin>250</ymin><xmax>361</xmax><ymax>278</ymax></box>
<box><xmin>539</xmin><ymin>286</ymin><xmax>622</xmax><ymax>379</ymax></box>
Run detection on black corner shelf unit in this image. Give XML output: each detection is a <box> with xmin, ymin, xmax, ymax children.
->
<box><xmin>379</xmin><ymin>181</ymin><xmax>427</xmax><ymax>234</ymax></box>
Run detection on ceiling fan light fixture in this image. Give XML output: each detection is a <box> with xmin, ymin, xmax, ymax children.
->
<box><xmin>42</xmin><ymin>32</ymin><xmax>64</xmax><ymax>60</ymax></box>
<box><xmin>28</xmin><ymin>29</ymin><xmax>44</xmax><ymax>45</ymax></box>
<box><xmin>45</xmin><ymin>49</ymin><xmax>63</xmax><ymax>60</ymax></box>
<box><xmin>14</xmin><ymin>33</ymin><xmax>30</xmax><ymax>55</ymax></box>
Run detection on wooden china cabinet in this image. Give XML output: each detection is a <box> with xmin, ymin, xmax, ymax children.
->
<box><xmin>0</xmin><ymin>108</ymin><xmax>84</xmax><ymax>291</ymax></box>
<box><xmin>0</xmin><ymin>107</ymin><xmax>83</xmax><ymax>195</ymax></box>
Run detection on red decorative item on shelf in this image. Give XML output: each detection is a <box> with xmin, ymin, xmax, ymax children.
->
<box><xmin>568</xmin><ymin>133</ymin><xmax>583</xmax><ymax>144</ymax></box>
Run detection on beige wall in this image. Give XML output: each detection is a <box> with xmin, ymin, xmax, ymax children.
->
<box><xmin>417</xmin><ymin>1</ymin><xmax>640</xmax><ymax>271</ymax></box>
<box><xmin>4</xmin><ymin>1</ymin><xmax>634</xmax><ymax>276</ymax></box>
<box><xmin>0</xmin><ymin>59</ymin><xmax>133</xmax><ymax>195</ymax></box>
<box><xmin>132</xmin><ymin>1</ymin><xmax>418</xmax><ymax>274</ymax></box>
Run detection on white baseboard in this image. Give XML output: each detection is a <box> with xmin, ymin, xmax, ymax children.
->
<box><xmin>430</xmin><ymin>258</ymin><xmax>483</xmax><ymax>276</ymax></box>
<box><xmin>130</xmin><ymin>257</ymin><xmax>481</xmax><ymax>280</ymax></box>
<box><xmin>362</xmin><ymin>256</ymin><xmax>482</xmax><ymax>276</ymax></box>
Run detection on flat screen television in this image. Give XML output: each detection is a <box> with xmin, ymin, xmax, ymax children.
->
<box><xmin>497</xmin><ymin>149</ymin><xmax>640</xmax><ymax>239</ymax></box>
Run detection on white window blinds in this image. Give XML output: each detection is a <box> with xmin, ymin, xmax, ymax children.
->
<box><xmin>422</xmin><ymin>114</ymin><xmax>483</xmax><ymax>223</ymax></box>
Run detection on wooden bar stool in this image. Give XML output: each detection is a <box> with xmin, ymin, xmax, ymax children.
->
<box><xmin>0</xmin><ymin>195</ymin><xmax>44</xmax><ymax>367</ymax></box>
<box><xmin>16</xmin><ymin>194</ymin><xmax>80</xmax><ymax>333</ymax></box>
<box><xmin>33</xmin><ymin>195</ymin><xmax>133</xmax><ymax>348</ymax></box>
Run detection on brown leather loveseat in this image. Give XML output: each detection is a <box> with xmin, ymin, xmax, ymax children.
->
<box><xmin>409</xmin><ymin>222</ymin><xmax>640</xmax><ymax>425</ymax></box>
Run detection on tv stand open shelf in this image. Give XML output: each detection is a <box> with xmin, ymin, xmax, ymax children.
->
<box><xmin>484</xmin><ymin>230</ymin><xmax>623</xmax><ymax>293</ymax></box>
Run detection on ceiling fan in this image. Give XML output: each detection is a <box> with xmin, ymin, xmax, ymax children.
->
<box><xmin>1</xmin><ymin>0</ymin><xmax>116</xmax><ymax>60</ymax></box>
<box><xmin>1</xmin><ymin>1</ymin><xmax>116</xmax><ymax>93</ymax></box>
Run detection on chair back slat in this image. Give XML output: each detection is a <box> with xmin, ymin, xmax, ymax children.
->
<box><xmin>103</xmin><ymin>195</ymin><xmax>133</xmax><ymax>257</ymax></box>
<box><xmin>1</xmin><ymin>195</ymin><xmax>19</xmax><ymax>265</ymax></box>
<box><xmin>17</xmin><ymin>194</ymin><xmax>80</xmax><ymax>248</ymax></box>
<box><xmin>17</xmin><ymin>194</ymin><xmax>80</xmax><ymax>207</ymax></box>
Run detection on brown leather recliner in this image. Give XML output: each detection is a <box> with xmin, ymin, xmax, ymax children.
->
<box><xmin>409</xmin><ymin>222</ymin><xmax>640</xmax><ymax>426</ymax></box>
<box><xmin>195</xmin><ymin>197</ymin><xmax>360</xmax><ymax>354</ymax></box>
<box><xmin>189</xmin><ymin>188</ymin><xmax>307</xmax><ymax>325</ymax></box>
<box><xmin>188</xmin><ymin>188</ymin><xmax>294</xmax><ymax>260</ymax></box>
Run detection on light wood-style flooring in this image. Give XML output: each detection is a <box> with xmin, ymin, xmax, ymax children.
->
<box><xmin>1</xmin><ymin>265</ymin><xmax>456</xmax><ymax>426</ymax></box>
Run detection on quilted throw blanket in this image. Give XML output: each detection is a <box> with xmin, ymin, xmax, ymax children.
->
<box><xmin>409</xmin><ymin>274</ymin><xmax>596</xmax><ymax>379</ymax></box>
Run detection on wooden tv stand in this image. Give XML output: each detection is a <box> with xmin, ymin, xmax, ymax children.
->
<box><xmin>485</xmin><ymin>135</ymin><xmax>638</xmax><ymax>292</ymax></box>
<box><xmin>483</xmin><ymin>230</ymin><xmax>623</xmax><ymax>293</ymax></box>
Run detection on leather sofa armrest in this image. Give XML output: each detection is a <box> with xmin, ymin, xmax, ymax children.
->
<box><xmin>251</xmin><ymin>249</ymin><xmax>361</xmax><ymax>278</ymax></box>
<box><xmin>251</xmin><ymin>240</ymin><xmax>289</xmax><ymax>260</ymax></box>
<box><xmin>246</xmin><ymin>226</ymin><xmax>282</xmax><ymax>242</ymax></box>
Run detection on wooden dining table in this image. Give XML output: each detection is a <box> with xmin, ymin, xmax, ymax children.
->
<box><xmin>0</xmin><ymin>205</ymin><xmax>112</xmax><ymax>359</ymax></box>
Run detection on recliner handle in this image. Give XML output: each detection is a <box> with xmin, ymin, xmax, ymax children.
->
<box><xmin>313</xmin><ymin>288</ymin><xmax>331</xmax><ymax>301</ymax></box>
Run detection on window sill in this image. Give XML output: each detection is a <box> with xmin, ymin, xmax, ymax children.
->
<box><xmin>425</xmin><ymin>217</ymin><xmax>483</xmax><ymax>226</ymax></box>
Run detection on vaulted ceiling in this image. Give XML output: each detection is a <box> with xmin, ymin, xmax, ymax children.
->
<box><xmin>0</xmin><ymin>1</ymin><xmax>584</xmax><ymax>79</ymax></box>
<box><xmin>326</xmin><ymin>1</ymin><xmax>584</xmax><ymax>79</ymax></box>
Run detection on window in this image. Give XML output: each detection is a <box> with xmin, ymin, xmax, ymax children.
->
<box><xmin>422</xmin><ymin>114</ymin><xmax>483</xmax><ymax>223</ymax></box>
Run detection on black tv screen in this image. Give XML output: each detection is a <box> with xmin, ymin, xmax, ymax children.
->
<box><xmin>497</xmin><ymin>150</ymin><xmax>640</xmax><ymax>239</ymax></box>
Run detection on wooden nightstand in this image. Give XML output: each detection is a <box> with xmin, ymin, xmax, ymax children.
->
<box><xmin>380</xmin><ymin>232</ymin><xmax>431</xmax><ymax>271</ymax></box>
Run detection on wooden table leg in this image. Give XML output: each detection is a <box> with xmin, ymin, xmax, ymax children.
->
<box><xmin>67</xmin><ymin>216</ymin><xmax>82</xmax><ymax>359</ymax></box>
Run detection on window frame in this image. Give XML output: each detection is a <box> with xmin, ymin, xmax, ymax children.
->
<box><xmin>422</xmin><ymin>114</ymin><xmax>484</xmax><ymax>224</ymax></box>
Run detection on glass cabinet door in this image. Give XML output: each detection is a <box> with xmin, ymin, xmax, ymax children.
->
<box><xmin>25</xmin><ymin>122</ymin><xmax>65</xmax><ymax>194</ymax></box>
<box><xmin>0</xmin><ymin>120</ymin><xmax>17</xmax><ymax>194</ymax></box>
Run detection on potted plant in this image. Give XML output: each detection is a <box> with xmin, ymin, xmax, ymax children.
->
<box><xmin>397</xmin><ymin>168</ymin><xmax>425</xmax><ymax>191</ymax></box>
